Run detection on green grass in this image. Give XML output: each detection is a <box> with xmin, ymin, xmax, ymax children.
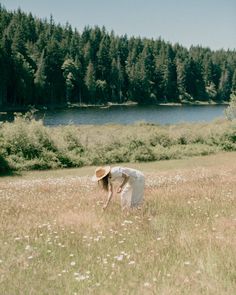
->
<box><xmin>0</xmin><ymin>113</ymin><xmax>236</xmax><ymax>172</ymax></box>
<box><xmin>0</xmin><ymin>153</ymin><xmax>235</xmax><ymax>294</ymax></box>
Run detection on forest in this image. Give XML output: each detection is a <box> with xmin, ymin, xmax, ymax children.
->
<box><xmin>0</xmin><ymin>5</ymin><xmax>236</xmax><ymax>108</ymax></box>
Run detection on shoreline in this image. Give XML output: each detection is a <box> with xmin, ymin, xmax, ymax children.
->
<box><xmin>0</xmin><ymin>100</ymin><xmax>229</xmax><ymax>113</ymax></box>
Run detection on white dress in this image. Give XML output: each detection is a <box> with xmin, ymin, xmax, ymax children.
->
<box><xmin>110</xmin><ymin>167</ymin><xmax>145</xmax><ymax>209</ymax></box>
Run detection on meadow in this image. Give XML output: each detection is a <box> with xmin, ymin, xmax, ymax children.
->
<box><xmin>0</xmin><ymin>152</ymin><xmax>235</xmax><ymax>294</ymax></box>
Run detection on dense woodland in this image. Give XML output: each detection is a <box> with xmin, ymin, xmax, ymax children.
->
<box><xmin>0</xmin><ymin>6</ymin><xmax>236</xmax><ymax>108</ymax></box>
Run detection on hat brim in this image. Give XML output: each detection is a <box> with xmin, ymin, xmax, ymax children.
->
<box><xmin>92</xmin><ymin>166</ymin><xmax>111</xmax><ymax>182</ymax></box>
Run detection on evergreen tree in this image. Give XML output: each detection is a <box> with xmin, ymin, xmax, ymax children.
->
<box><xmin>0</xmin><ymin>6</ymin><xmax>236</xmax><ymax>108</ymax></box>
<box><xmin>84</xmin><ymin>61</ymin><xmax>96</xmax><ymax>103</ymax></box>
<box><xmin>62</xmin><ymin>57</ymin><xmax>82</xmax><ymax>103</ymax></box>
<box><xmin>110</xmin><ymin>56</ymin><xmax>124</xmax><ymax>102</ymax></box>
<box><xmin>218</xmin><ymin>66</ymin><xmax>232</xmax><ymax>101</ymax></box>
<box><xmin>231</xmin><ymin>69</ymin><xmax>236</xmax><ymax>94</ymax></box>
<box><xmin>34</xmin><ymin>50</ymin><xmax>47</xmax><ymax>104</ymax></box>
<box><xmin>44</xmin><ymin>38</ymin><xmax>64</xmax><ymax>104</ymax></box>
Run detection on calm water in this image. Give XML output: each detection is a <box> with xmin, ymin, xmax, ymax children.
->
<box><xmin>1</xmin><ymin>105</ymin><xmax>227</xmax><ymax>126</ymax></box>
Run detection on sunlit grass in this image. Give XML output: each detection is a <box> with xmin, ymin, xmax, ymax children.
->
<box><xmin>1</xmin><ymin>115</ymin><xmax>236</xmax><ymax>172</ymax></box>
<box><xmin>0</xmin><ymin>153</ymin><xmax>236</xmax><ymax>294</ymax></box>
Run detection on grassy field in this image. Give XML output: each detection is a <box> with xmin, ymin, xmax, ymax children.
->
<box><xmin>0</xmin><ymin>152</ymin><xmax>236</xmax><ymax>294</ymax></box>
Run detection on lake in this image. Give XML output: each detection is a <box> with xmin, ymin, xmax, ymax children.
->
<box><xmin>0</xmin><ymin>104</ymin><xmax>227</xmax><ymax>126</ymax></box>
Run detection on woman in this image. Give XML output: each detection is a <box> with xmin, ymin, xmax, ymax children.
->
<box><xmin>92</xmin><ymin>166</ymin><xmax>145</xmax><ymax>210</ymax></box>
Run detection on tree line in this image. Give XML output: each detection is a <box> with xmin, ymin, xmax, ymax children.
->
<box><xmin>0</xmin><ymin>6</ymin><xmax>236</xmax><ymax>108</ymax></box>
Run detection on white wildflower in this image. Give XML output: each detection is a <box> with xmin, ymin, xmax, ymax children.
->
<box><xmin>115</xmin><ymin>254</ymin><xmax>124</xmax><ymax>261</ymax></box>
<box><xmin>184</xmin><ymin>261</ymin><xmax>191</xmax><ymax>266</ymax></box>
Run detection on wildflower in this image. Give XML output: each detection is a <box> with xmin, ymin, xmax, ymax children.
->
<box><xmin>128</xmin><ymin>261</ymin><xmax>135</xmax><ymax>265</ymax></box>
<box><xmin>184</xmin><ymin>277</ymin><xmax>189</xmax><ymax>283</ymax></box>
<box><xmin>144</xmin><ymin>282</ymin><xmax>151</xmax><ymax>287</ymax></box>
<box><xmin>28</xmin><ymin>256</ymin><xmax>33</xmax><ymax>260</ymax></box>
<box><xmin>124</xmin><ymin>220</ymin><xmax>133</xmax><ymax>224</ymax></box>
<box><xmin>196</xmin><ymin>270</ymin><xmax>201</xmax><ymax>274</ymax></box>
<box><xmin>184</xmin><ymin>261</ymin><xmax>191</xmax><ymax>266</ymax></box>
<box><xmin>70</xmin><ymin>261</ymin><xmax>76</xmax><ymax>266</ymax></box>
<box><xmin>115</xmin><ymin>255</ymin><xmax>124</xmax><ymax>261</ymax></box>
<box><xmin>75</xmin><ymin>275</ymin><xmax>87</xmax><ymax>281</ymax></box>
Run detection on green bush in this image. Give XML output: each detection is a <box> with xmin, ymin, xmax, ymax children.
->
<box><xmin>130</xmin><ymin>145</ymin><xmax>155</xmax><ymax>162</ymax></box>
<box><xmin>0</xmin><ymin>152</ymin><xmax>11</xmax><ymax>174</ymax></box>
<box><xmin>0</xmin><ymin>113</ymin><xmax>85</xmax><ymax>171</ymax></box>
<box><xmin>149</xmin><ymin>132</ymin><xmax>174</xmax><ymax>147</ymax></box>
<box><xmin>0</xmin><ymin>113</ymin><xmax>235</xmax><ymax>172</ymax></box>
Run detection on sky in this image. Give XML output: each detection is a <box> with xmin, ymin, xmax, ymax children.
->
<box><xmin>1</xmin><ymin>0</ymin><xmax>236</xmax><ymax>50</ymax></box>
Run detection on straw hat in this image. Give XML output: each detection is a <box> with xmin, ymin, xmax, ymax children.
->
<box><xmin>92</xmin><ymin>166</ymin><xmax>111</xmax><ymax>181</ymax></box>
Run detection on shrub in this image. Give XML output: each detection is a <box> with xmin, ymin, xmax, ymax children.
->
<box><xmin>130</xmin><ymin>145</ymin><xmax>155</xmax><ymax>162</ymax></box>
<box><xmin>149</xmin><ymin>132</ymin><xmax>174</xmax><ymax>147</ymax></box>
<box><xmin>0</xmin><ymin>113</ymin><xmax>235</xmax><ymax>171</ymax></box>
<box><xmin>225</xmin><ymin>93</ymin><xmax>236</xmax><ymax>120</ymax></box>
<box><xmin>0</xmin><ymin>113</ymin><xmax>86</xmax><ymax>170</ymax></box>
<box><xmin>0</xmin><ymin>152</ymin><xmax>11</xmax><ymax>174</ymax></box>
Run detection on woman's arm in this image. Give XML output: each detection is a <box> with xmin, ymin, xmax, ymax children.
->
<box><xmin>103</xmin><ymin>182</ymin><xmax>113</xmax><ymax>210</ymax></box>
<box><xmin>117</xmin><ymin>172</ymin><xmax>129</xmax><ymax>193</ymax></box>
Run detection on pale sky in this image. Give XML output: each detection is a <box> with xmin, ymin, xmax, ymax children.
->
<box><xmin>1</xmin><ymin>0</ymin><xmax>236</xmax><ymax>50</ymax></box>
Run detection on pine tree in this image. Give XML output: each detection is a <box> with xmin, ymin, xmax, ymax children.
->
<box><xmin>34</xmin><ymin>50</ymin><xmax>46</xmax><ymax>104</ymax></box>
<box><xmin>110</xmin><ymin>56</ymin><xmax>124</xmax><ymax>102</ymax></box>
<box><xmin>84</xmin><ymin>61</ymin><xmax>96</xmax><ymax>104</ymax></box>
<box><xmin>218</xmin><ymin>66</ymin><xmax>232</xmax><ymax>101</ymax></box>
<box><xmin>231</xmin><ymin>69</ymin><xmax>236</xmax><ymax>94</ymax></box>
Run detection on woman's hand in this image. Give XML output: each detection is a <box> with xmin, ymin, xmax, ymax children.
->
<box><xmin>117</xmin><ymin>186</ymin><xmax>122</xmax><ymax>193</ymax></box>
<box><xmin>117</xmin><ymin>173</ymin><xmax>129</xmax><ymax>194</ymax></box>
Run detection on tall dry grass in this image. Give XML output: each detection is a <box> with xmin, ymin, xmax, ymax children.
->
<box><xmin>0</xmin><ymin>113</ymin><xmax>236</xmax><ymax>172</ymax></box>
<box><xmin>0</xmin><ymin>153</ymin><xmax>235</xmax><ymax>294</ymax></box>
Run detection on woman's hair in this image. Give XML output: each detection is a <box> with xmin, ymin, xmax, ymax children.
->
<box><xmin>99</xmin><ymin>174</ymin><xmax>109</xmax><ymax>191</ymax></box>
